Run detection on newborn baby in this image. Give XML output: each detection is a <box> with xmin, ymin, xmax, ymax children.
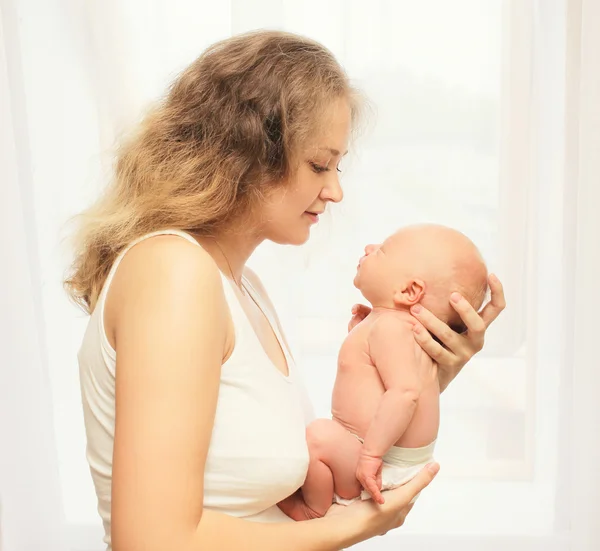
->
<box><xmin>279</xmin><ymin>224</ymin><xmax>488</xmax><ymax>521</ymax></box>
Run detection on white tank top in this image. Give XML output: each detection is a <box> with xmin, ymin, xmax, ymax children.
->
<box><xmin>78</xmin><ymin>230</ymin><xmax>314</xmax><ymax>551</ymax></box>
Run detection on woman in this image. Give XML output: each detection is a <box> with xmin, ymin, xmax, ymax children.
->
<box><xmin>65</xmin><ymin>30</ymin><xmax>505</xmax><ymax>551</ymax></box>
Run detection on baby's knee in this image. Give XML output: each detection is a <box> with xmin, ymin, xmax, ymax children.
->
<box><xmin>306</xmin><ymin>419</ymin><xmax>336</xmax><ymax>456</ymax></box>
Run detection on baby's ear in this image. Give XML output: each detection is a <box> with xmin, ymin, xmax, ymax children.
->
<box><xmin>393</xmin><ymin>279</ymin><xmax>425</xmax><ymax>306</ymax></box>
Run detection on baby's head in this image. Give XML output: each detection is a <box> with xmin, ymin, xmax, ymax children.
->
<box><xmin>354</xmin><ymin>224</ymin><xmax>488</xmax><ymax>331</ymax></box>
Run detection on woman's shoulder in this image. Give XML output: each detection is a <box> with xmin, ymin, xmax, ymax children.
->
<box><xmin>104</xmin><ymin>233</ymin><xmax>227</xmax><ymax>345</ymax></box>
<box><xmin>117</xmin><ymin>235</ymin><xmax>222</xmax><ymax>297</ymax></box>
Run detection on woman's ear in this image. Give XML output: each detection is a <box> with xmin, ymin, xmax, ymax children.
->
<box><xmin>393</xmin><ymin>279</ymin><xmax>425</xmax><ymax>306</ymax></box>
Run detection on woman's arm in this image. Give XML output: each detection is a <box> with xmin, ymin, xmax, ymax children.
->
<box><xmin>108</xmin><ymin>237</ymin><xmax>438</xmax><ymax>551</ymax></box>
<box><xmin>109</xmin><ymin>237</ymin><xmax>225</xmax><ymax>551</ymax></box>
<box><xmin>193</xmin><ymin>465</ymin><xmax>439</xmax><ymax>551</ymax></box>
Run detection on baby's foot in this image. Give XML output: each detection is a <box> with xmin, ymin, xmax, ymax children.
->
<box><xmin>278</xmin><ymin>491</ymin><xmax>324</xmax><ymax>521</ymax></box>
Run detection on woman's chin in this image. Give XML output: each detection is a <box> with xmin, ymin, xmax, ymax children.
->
<box><xmin>267</xmin><ymin>226</ymin><xmax>311</xmax><ymax>246</ymax></box>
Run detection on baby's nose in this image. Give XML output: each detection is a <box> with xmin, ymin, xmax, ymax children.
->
<box><xmin>365</xmin><ymin>244</ymin><xmax>377</xmax><ymax>255</ymax></box>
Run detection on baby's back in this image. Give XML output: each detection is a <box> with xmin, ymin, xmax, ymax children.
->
<box><xmin>331</xmin><ymin>312</ymin><xmax>440</xmax><ymax>448</ymax></box>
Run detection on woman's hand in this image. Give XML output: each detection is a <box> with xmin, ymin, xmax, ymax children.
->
<box><xmin>326</xmin><ymin>462</ymin><xmax>440</xmax><ymax>539</ymax></box>
<box><xmin>411</xmin><ymin>273</ymin><xmax>506</xmax><ymax>392</ymax></box>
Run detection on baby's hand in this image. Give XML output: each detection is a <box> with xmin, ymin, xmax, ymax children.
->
<box><xmin>356</xmin><ymin>453</ymin><xmax>384</xmax><ymax>504</ymax></box>
<box><xmin>349</xmin><ymin>304</ymin><xmax>371</xmax><ymax>332</ymax></box>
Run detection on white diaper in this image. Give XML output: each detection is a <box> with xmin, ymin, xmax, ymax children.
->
<box><xmin>334</xmin><ymin>439</ymin><xmax>436</xmax><ymax>506</ymax></box>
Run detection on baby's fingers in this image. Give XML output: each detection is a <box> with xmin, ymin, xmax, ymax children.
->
<box><xmin>351</xmin><ymin>303</ymin><xmax>371</xmax><ymax>318</ymax></box>
<box><xmin>365</xmin><ymin>477</ymin><xmax>385</xmax><ymax>505</ymax></box>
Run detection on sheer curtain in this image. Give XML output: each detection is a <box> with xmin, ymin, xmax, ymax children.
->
<box><xmin>1</xmin><ymin>0</ymin><xmax>598</xmax><ymax>550</ymax></box>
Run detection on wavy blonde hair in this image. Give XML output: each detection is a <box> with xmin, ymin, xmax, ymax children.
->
<box><xmin>64</xmin><ymin>30</ymin><xmax>360</xmax><ymax>313</ymax></box>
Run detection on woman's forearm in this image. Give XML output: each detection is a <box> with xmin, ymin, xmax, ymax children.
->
<box><xmin>191</xmin><ymin>508</ymin><xmax>365</xmax><ymax>551</ymax></box>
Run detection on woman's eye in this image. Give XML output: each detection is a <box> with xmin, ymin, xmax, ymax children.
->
<box><xmin>309</xmin><ymin>162</ymin><xmax>329</xmax><ymax>174</ymax></box>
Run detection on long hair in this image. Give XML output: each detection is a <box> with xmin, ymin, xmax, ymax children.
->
<box><xmin>64</xmin><ymin>30</ymin><xmax>360</xmax><ymax>313</ymax></box>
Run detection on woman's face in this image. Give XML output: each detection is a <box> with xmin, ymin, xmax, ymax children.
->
<box><xmin>256</xmin><ymin>97</ymin><xmax>352</xmax><ymax>245</ymax></box>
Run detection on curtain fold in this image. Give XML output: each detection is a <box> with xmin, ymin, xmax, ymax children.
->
<box><xmin>564</xmin><ymin>0</ymin><xmax>600</xmax><ymax>549</ymax></box>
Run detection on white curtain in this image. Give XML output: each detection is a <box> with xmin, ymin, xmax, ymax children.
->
<box><xmin>0</xmin><ymin>2</ymin><xmax>66</xmax><ymax>549</ymax></box>
<box><xmin>562</xmin><ymin>0</ymin><xmax>600</xmax><ymax>548</ymax></box>
<box><xmin>1</xmin><ymin>0</ymin><xmax>598</xmax><ymax>550</ymax></box>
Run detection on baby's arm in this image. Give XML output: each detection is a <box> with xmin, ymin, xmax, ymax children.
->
<box><xmin>357</xmin><ymin>317</ymin><xmax>422</xmax><ymax>503</ymax></box>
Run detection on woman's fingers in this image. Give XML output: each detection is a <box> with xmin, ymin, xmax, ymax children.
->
<box><xmin>385</xmin><ymin>463</ymin><xmax>440</xmax><ymax>511</ymax></box>
<box><xmin>393</xmin><ymin>503</ymin><xmax>413</xmax><ymax>531</ymax></box>
<box><xmin>410</xmin><ymin>305</ymin><xmax>459</xmax><ymax>350</ymax></box>
<box><xmin>449</xmin><ymin>293</ymin><xmax>485</xmax><ymax>334</ymax></box>
<box><xmin>448</xmin><ymin>293</ymin><xmax>485</xmax><ymax>351</ymax></box>
<box><xmin>480</xmin><ymin>274</ymin><xmax>506</xmax><ymax>328</ymax></box>
<box><xmin>396</xmin><ymin>463</ymin><xmax>439</xmax><ymax>502</ymax></box>
<box><xmin>412</xmin><ymin>323</ymin><xmax>455</xmax><ymax>365</ymax></box>
<box><xmin>337</xmin><ymin>464</ymin><xmax>439</xmax><ymax>539</ymax></box>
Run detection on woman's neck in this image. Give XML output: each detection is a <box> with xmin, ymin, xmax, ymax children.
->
<box><xmin>194</xmin><ymin>231</ymin><xmax>261</xmax><ymax>282</ymax></box>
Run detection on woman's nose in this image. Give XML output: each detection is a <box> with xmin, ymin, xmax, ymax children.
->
<box><xmin>321</xmin><ymin>176</ymin><xmax>343</xmax><ymax>204</ymax></box>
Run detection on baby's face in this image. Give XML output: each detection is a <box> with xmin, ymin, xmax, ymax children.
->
<box><xmin>354</xmin><ymin>234</ymin><xmax>419</xmax><ymax>309</ymax></box>
<box><xmin>354</xmin><ymin>239</ymin><xmax>399</xmax><ymax>301</ymax></box>
<box><xmin>354</xmin><ymin>225</ymin><xmax>488</xmax><ymax>324</ymax></box>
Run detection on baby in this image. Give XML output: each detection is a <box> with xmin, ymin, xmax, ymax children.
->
<box><xmin>279</xmin><ymin>224</ymin><xmax>488</xmax><ymax>521</ymax></box>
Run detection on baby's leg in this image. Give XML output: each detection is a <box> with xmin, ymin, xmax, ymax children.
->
<box><xmin>278</xmin><ymin>419</ymin><xmax>363</xmax><ymax>521</ymax></box>
<box><xmin>277</xmin><ymin>489</ymin><xmax>320</xmax><ymax>521</ymax></box>
<box><xmin>303</xmin><ymin>419</ymin><xmax>363</xmax><ymax>514</ymax></box>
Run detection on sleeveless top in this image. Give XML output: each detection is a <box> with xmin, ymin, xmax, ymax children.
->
<box><xmin>77</xmin><ymin>230</ymin><xmax>314</xmax><ymax>550</ymax></box>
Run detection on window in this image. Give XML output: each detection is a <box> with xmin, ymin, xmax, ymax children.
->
<box><xmin>6</xmin><ymin>0</ymin><xmax>570</xmax><ymax>548</ymax></box>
